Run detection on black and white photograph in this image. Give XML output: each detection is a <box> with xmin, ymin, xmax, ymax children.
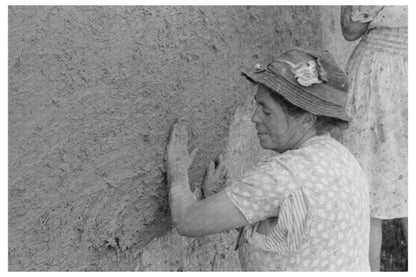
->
<box><xmin>6</xmin><ymin>3</ymin><xmax>409</xmax><ymax>272</ymax></box>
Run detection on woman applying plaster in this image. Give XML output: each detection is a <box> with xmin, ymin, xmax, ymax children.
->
<box><xmin>166</xmin><ymin>47</ymin><xmax>370</xmax><ymax>271</ymax></box>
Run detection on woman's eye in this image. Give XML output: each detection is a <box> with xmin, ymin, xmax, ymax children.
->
<box><xmin>263</xmin><ymin>110</ymin><xmax>272</xmax><ymax>115</ymax></box>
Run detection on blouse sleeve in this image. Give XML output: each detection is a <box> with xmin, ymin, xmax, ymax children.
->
<box><xmin>262</xmin><ymin>188</ymin><xmax>310</xmax><ymax>254</ymax></box>
<box><xmin>225</xmin><ymin>158</ymin><xmax>296</xmax><ymax>224</ymax></box>
<box><xmin>368</xmin><ymin>6</ymin><xmax>408</xmax><ymax>28</ymax></box>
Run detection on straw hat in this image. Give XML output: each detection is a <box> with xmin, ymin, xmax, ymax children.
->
<box><xmin>242</xmin><ymin>47</ymin><xmax>351</xmax><ymax>121</ymax></box>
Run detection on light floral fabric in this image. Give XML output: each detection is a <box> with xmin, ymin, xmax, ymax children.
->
<box><xmin>342</xmin><ymin>6</ymin><xmax>408</xmax><ymax>219</ymax></box>
<box><xmin>226</xmin><ymin>134</ymin><xmax>370</xmax><ymax>271</ymax></box>
<box><xmin>350</xmin><ymin>6</ymin><xmax>408</xmax><ymax>29</ymax></box>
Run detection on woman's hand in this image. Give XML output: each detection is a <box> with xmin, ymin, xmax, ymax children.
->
<box><xmin>202</xmin><ymin>154</ymin><xmax>228</xmax><ymax>198</ymax></box>
<box><xmin>340</xmin><ymin>6</ymin><xmax>370</xmax><ymax>41</ymax></box>
<box><xmin>166</xmin><ymin>121</ymin><xmax>248</xmax><ymax>237</ymax></box>
<box><xmin>166</xmin><ymin>120</ymin><xmax>197</xmax><ymax>184</ymax></box>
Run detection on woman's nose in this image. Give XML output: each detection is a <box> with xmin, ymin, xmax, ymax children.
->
<box><xmin>251</xmin><ymin>107</ymin><xmax>261</xmax><ymax>124</ymax></box>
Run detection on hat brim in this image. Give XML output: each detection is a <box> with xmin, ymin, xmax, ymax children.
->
<box><xmin>242</xmin><ymin>70</ymin><xmax>351</xmax><ymax>122</ymax></box>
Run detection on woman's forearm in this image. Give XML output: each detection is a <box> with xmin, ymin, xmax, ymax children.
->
<box><xmin>168</xmin><ymin>168</ymin><xmax>197</xmax><ymax>235</ymax></box>
<box><xmin>168</xmin><ymin>167</ymin><xmax>249</xmax><ymax>237</ymax></box>
<box><xmin>340</xmin><ymin>6</ymin><xmax>369</xmax><ymax>41</ymax></box>
<box><xmin>166</xmin><ymin>121</ymin><xmax>248</xmax><ymax>237</ymax></box>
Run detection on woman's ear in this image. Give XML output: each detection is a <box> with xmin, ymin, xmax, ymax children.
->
<box><xmin>301</xmin><ymin>113</ymin><xmax>316</xmax><ymax>130</ymax></box>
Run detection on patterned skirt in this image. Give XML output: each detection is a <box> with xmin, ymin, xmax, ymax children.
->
<box><xmin>342</xmin><ymin>27</ymin><xmax>408</xmax><ymax>219</ymax></box>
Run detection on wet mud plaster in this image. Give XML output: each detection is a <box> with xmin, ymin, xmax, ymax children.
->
<box><xmin>139</xmin><ymin>96</ymin><xmax>274</xmax><ymax>271</ymax></box>
<box><xmin>9</xmin><ymin>6</ymin><xmax>346</xmax><ymax>271</ymax></box>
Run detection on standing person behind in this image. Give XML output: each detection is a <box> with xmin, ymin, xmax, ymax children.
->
<box><xmin>166</xmin><ymin>47</ymin><xmax>370</xmax><ymax>271</ymax></box>
<box><xmin>340</xmin><ymin>6</ymin><xmax>408</xmax><ymax>271</ymax></box>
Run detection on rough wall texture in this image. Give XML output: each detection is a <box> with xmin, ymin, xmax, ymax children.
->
<box><xmin>320</xmin><ymin>6</ymin><xmax>358</xmax><ymax>69</ymax></box>
<box><xmin>9</xmin><ymin>6</ymin><xmax>348</xmax><ymax>271</ymax></box>
<box><xmin>138</xmin><ymin>96</ymin><xmax>274</xmax><ymax>271</ymax></box>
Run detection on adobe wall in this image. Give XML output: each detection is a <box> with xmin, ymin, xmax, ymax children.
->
<box><xmin>8</xmin><ymin>6</ymin><xmax>354</xmax><ymax>271</ymax></box>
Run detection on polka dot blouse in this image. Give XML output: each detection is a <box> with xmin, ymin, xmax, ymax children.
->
<box><xmin>225</xmin><ymin>134</ymin><xmax>370</xmax><ymax>271</ymax></box>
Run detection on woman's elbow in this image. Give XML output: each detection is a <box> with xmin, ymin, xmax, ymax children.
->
<box><xmin>173</xmin><ymin>218</ymin><xmax>200</xmax><ymax>237</ymax></box>
<box><xmin>176</xmin><ymin>226</ymin><xmax>196</xmax><ymax>237</ymax></box>
<box><xmin>342</xmin><ymin>30</ymin><xmax>363</xmax><ymax>41</ymax></box>
<box><xmin>341</xmin><ymin>21</ymin><xmax>369</xmax><ymax>41</ymax></box>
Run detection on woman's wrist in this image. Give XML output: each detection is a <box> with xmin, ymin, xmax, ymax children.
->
<box><xmin>167</xmin><ymin>163</ymin><xmax>187</xmax><ymax>181</ymax></box>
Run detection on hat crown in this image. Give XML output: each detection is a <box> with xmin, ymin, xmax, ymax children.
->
<box><xmin>242</xmin><ymin>47</ymin><xmax>351</xmax><ymax>122</ymax></box>
<box><xmin>271</xmin><ymin>48</ymin><xmax>349</xmax><ymax>92</ymax></box>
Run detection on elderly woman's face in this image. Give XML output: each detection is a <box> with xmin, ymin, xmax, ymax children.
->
<box><xmin>252</xmin><ymin>85</ymin><xmax>303</xmax><ymax>153</ymax></box>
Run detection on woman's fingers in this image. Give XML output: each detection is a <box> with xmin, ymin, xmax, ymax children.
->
<box><xmin>213</xmin><ymin>154</ymin><xmax>227</xmax><ymax>178</ymax></box>
<box><xmin>219</xmin><ymin>167</ymin><xmax>228</xmax><ymax>179</ymax></box>
<box><xmin>202</xmin><ymin>161</ymin><xmax>214</xmax><ymax>186</ymax></box>
<box><xmin>169</xmin><ymin>121</ymin><xmax>188</xmax><ymax>148</ymax></box>
<box><xmin>202</xmin><ymin>160</ymin><xmax>216</xmax><ymax>197</ymax></box>
<box><xmin>202</xmin><ymin>155</ymin><xmax>228</xmax><ymax>198</ymax></box>
<box><xmin>167</xmin><ymin>120</ymin><xmax>195</xmax><ymax>171</ymax></box>
<box><xmin>207</xmin><ymin>160</ymin><xmax>215</xmax><ymax>178</ymax></box>
<box><xmin>214</xmin><ymin>154</ymin><xmax>223</xmax><ymax>167</ymax></box>
<box><xmin>190</xmin><ymin>148</ymin><xmax>199</xmax><ymax>163</ymax></box>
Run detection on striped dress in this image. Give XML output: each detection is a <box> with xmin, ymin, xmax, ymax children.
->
<box><xmin>342</xmin><ymin>6</ymin><xmax>408</xmax><ymax>219</ymax></box>
<box><xmin>225</xmin><ymin>134</ymin><xmax>370</xmax><ymax>271</ymax></box>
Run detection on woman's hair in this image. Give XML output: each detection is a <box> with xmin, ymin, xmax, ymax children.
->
<box><xmin>268</xmin><ymin>87</ymin><xmax>349</xmax><ymax>134</ymax></box>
